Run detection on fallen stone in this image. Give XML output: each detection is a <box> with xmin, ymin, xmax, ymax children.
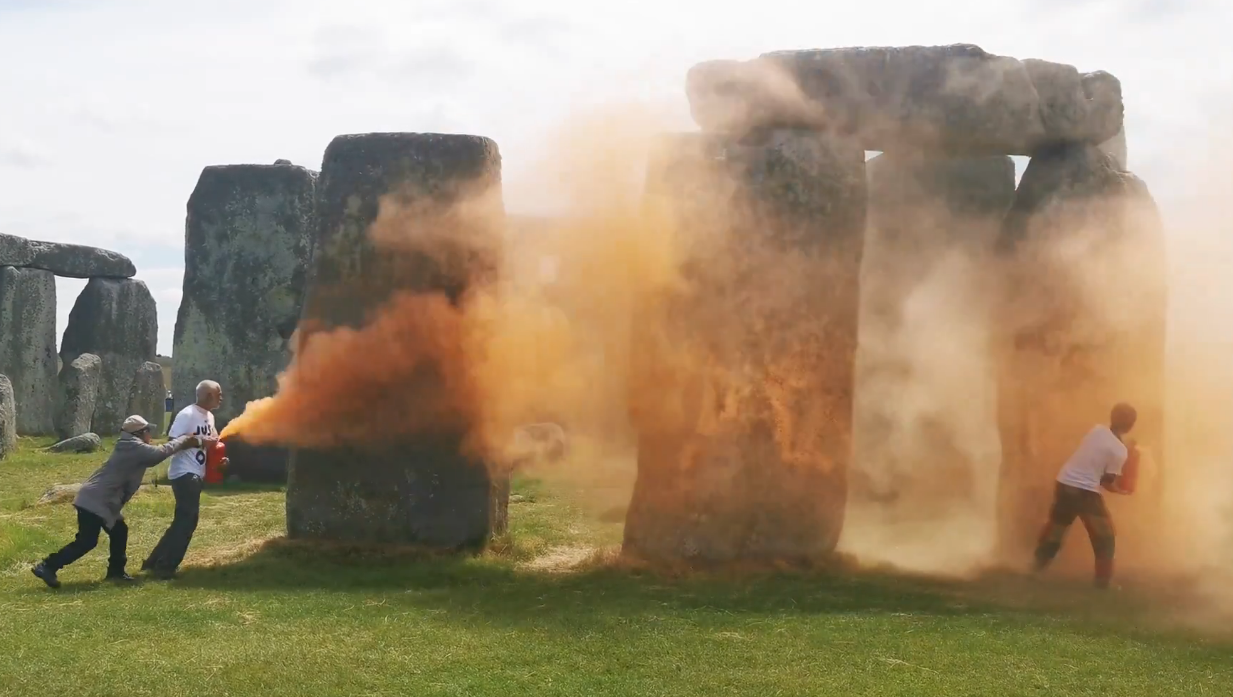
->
<box><xmin>851</xmin><ymin>154</ymin><xmax>1015</xmax><ymax>526</ymax></box>
<box><xmin>0</xmin><ymin>233</ymin><xmax>136</xmax><ymax>279</ymax></box>
<box><xmin>286</xmin><ymin>132</ymin><xmax>507</xmax><ymax>548</ymax></box>
<box><xmin>60</xmin><ymin>278</ymin><xmax>158</xmax><ymax>434</ymax></box>
<box><xmin>994</xmin><ymin>143</ymin><xmax>1167</xmax><ymax>570</ymax></box>
<box><xmin>48</xmin><ymin>432</ymin><xmax>102</xmax><ymax>453</ymax></box>
<box><xmin>55</xmin><ymin>352</ymin><xmax>101</xmax><ymax>440</ymax></box>
<box><xmin>686</xmin><ymin>44</ymin><xmax>1123</xmax><ymax>156</ymax></box>
<box><xmin>172</xmin><ymin>163</ymin><xmax>317</xmax><ymax>450</ymax></box>
<box><xmin>126</xmin><ymin>361</ymin><xmax>166</xmax><ymax>436</ymax></box>
<box><xmin>508</xmin><ymin>422</ymin><xmax>568</xmax><ymax>468</ymax></box>
<box><xmin>0</xmin><ymin>374</ymin><xmax>15</xmax><ymax>459</ymax></box>
<box><xmin>623</xmin><ymin>130</ymin><xmax>865</xmax><ymax>563</ymax></box>
<box><xmin>38</xmin><ymin>483</ymin><xmax>81</xmax><ymax>504</ymax></box>
<box><xmin>0</xmin><ymin>265</ymin><xmax>57</xmax><ymax>435</ymax></box>
<box><xmin>39</xmin><ymin>481</ymin><xmax>154</xmax><ymax>505</ymax></box>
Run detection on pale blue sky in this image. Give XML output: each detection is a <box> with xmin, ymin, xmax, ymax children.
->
<box><xmin>1</xmin><ymin>0</ymin><xmax>1230</xmax><ymax>355</ymax></box>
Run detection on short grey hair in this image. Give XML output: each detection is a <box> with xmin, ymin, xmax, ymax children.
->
<box><xmin>196</xmin><ymin>380</ymin><xmax>221</xmax><ymax>403</ymax></box>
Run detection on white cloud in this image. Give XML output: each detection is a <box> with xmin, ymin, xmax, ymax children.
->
<box><xmin>1</xmin><ymin>0</ymin><xmax>1231</xmax><ymax>356</ymax></box>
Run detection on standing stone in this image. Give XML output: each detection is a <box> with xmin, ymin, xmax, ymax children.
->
<box><xmin>994</xmin><ymin>143</ymin><xmax>1167</xmax><ymax>572</ymax></box>
<box><xmin>0</xmin><ymin>374</ymin><xmax>15</xmax><ymax>459</ymax></box>
<box><xmin>850</xmin><ymin>155</ymin><xmax>1015</xmax><ymax>527</ymax></box>
<box><xmin>127</xmin><ymin>361</ymin><xmax>166</xmax><ymax>436</ymax></box>
<box><xmin>174</xmin><ymin>162</ymin><xmax>317</xmax><ymax>481</ymax></box>
<box><xmin>0</xmin><ymin>266</ymin><xmax>57</xmax><ymax>435</ymax></box>
<box><xmin>54</xmin><ymin>352</ymin><xmax>101</xmax><ymax>440</ymax></box>
<box><xmin>286</xmin><ymin>132</ymin><xmax>506</xmax><ymax>548</ymax></box>
<box><xmin>60</xmin><ymin>278</ymin><xmax>158</xmax><ymax>434</ymax></box>
<box><xmin>623</xmin><ymin>129</ymin><xmax>865</xmax><ymax>563</ymax></box>
<box><xmin>0</xmin><ymin>233</ymin><xmax>136</xmax><ymax>278</ymax></box>
<box><xmin>686</xmin><ymin>44</ymin><xmax>1122</xmax><ymax>157</ymax></box>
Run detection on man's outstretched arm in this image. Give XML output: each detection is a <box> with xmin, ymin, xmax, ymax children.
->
<box><xmin>137</xmin><ymin>435</ymin><xmax>200</xmax><ymax>469</ymax></box>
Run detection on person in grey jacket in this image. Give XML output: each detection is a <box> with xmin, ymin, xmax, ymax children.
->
<box><xmin>31</xmin><ymin>415</ymin><xmax>202</xmax><ymax>588</ymax></box>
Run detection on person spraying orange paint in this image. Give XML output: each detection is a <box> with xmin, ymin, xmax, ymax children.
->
<box><xmin>1032</xmin><ymin>402</ymin><xmax>1139</xmax><ymax>589</ymax></box>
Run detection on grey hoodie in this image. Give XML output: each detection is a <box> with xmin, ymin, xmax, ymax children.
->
<box><xmin>73</xmin><ymin>433</ymin><xmax>194</xmax><ymax>528</ymax></box>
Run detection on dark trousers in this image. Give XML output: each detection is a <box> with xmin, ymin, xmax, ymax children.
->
<box><xmin>44</xmin><ymin>506</ymin><xmax>129</xmax><ymax>576</ymax></box>
<box><xmin>142</xmin><ymin>474</ymin><xmax>202</xmax><ymax>573</ymax></box>
<box><xmin>1033</xmin><ymin>482</ymin><xmax>1116</xmax><ymax>587</ymax></box>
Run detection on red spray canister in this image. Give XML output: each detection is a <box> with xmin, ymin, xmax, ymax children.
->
<box><xmin>204</xmin><ymin>439</ymin><xmax>227</xmax><ymax>484</ymax></box>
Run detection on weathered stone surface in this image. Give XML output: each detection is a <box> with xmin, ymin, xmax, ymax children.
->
<box><xmin>60</xmin><ymin>278</ymin><xmax>158</xmax><ymax>434</ymax></box>
<box><xmin>846</xmin><ymin>155</ymin><xmax>1015</xmax><ymax>564</ymax></box>
<box><xmin>0</xmin><ymin>266</ymin><xmax>57</xmax><ymax>434</ymax></box>
<box><xmin>172</xmin><ymin>163</ymin><xmax>317</xmax><ymax>463</ymax></box>
<box><xmin>0</xmin><ymin>374</ymin><xmax>15</xmax><ymax>458</ymax></box>
<box><xmin>55</xmin><ymin>352</ymin><xmax>101</xmax><ymax>440</ymax></box>
<box><xmin>623</xmin><ymin>130</ymin><xmax>865</xmax><ymax>563</ymax></box>
<box><xmin>127</xmin><ymin>361</ymin><xmax>166</xmax><ymax>436</ymax></box>
<box><xmin>1098</xmin><ymin>126</ymin><xmax>1127</xmax><ymax>170</ymax></box>
<box><xmin>286</xmin><ymin>132</ymin><xmax>506</xmax><ymax>548</ymax></box>
<box><xmin>994</xmin><ymin>143</ymin><xmax>1167</xmax><ymax>572</ymax></box>
<box><xmin>686</xmin><ymin>44</ymin><xmax>1122</xmax><ymax>157</ymax></box>
<box><xmin>217</xmin><ymin>438</ymin><xmax>289</xmax><ymax>484</ymax></box>
<box><xmin>48</xmin><ymin>432</ymin><xmax>102</xmax><ymax>454</ymax></box>
<box><xmin>0</xmin><ymin>233</ymin><xmax>135</xmax><ymax>279</ymax></box>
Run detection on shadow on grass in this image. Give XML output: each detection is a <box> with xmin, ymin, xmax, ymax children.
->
<box><xmin>203</xmin><ymin>483</ymin><xmax>286</xmax><ymax>498</ymax></box>
<box><xmin>171</xmin><ymin>537</ymin><xmax>1031</xmax><ymax>621</ymax></box>
<box><xmin>165</xmin><ymin>537</ymin><xmax>1233</xmax><ymax>652</ymax></box>
<box><xmin>144</xmin><ymin>476</ymin><xmax>286</xmax><ymax>498</ymax></box>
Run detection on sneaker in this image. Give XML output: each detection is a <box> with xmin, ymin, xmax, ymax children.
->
<box><xmin>105</xmin><ymin>572</ymin><xmax>137</xmax><ymax>583</ymax></box>
<box><xmin>32</xmin><ymin>563</ymin><xmax>61</xmax><ymax>589</ymax></box>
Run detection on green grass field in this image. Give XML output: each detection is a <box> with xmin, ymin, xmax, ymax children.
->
<box><xmin>2</xmin><ymin>436</ymin><xmax>1231</xmax><ymax>696</ymax></box>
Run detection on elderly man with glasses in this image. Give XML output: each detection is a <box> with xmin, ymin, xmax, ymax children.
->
<box><xmin>31</xmin><ymin>415</ymin><xmax>202</xmax><ymax>589</ymax></box>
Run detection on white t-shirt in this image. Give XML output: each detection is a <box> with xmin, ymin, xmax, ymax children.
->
<box><xmin>167</xmin><ymin>404</ymin><xmax>216</xmax><ymax>479</ymax></box>
<box><xmin>1056</xmin><ymin>425</ymin><xmax>1128</xmax><ymax>493</ymax></box>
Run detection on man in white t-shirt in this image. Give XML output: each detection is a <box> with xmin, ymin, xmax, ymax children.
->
<box><xmin>1032</xmin><ymin>402</ymin><xmax>1137</xmax><ymax>589</ymax></box>
<box><xmin>141</xmin><ymin>380</ymin><xmax>227</xmax><ymax>579</ymax></box>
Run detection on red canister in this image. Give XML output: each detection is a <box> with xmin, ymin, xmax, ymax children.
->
<box><xmin>204</xmin><ymin>440</ymin><xmax>227</xmax><ymax>484</ymax></box>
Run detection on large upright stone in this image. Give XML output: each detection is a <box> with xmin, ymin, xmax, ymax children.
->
<box><xmin>54</xmin><ymin>352</ymin><xmax>101</xmax><ymax>440</ymax></box>
<box><xmin>286</xmin><ymin>132</ymin><xmax>505</xmax><ymax>548</ymax></box>
<box><xmin>994</xmin><ymin>143</ymin><xmax>1167</xmax><ymax>572</ymax></box>
<box><xmin>686</xmin><ymin>44</ymin><xmax>1122</xmax><ymax>156</ymax></box>
<box><xmin>127</xmin><ymin>361</ymin><xmax>166</xmax><ymax>436</ymax></box>
<box><xmin>0</xmin><ymin>374</ymin><xmax>15</xmax><ymax>458</ymax></box>
<box><xmin>0</xmin><ymin>233</ymin><xmax>135</xmax><ymax>278</ymax></box>
<box><xmin>0</xmin><ymin>266</ymin><xmax>57</xmax><ymax>435</ymax></box>
<box><xmin>60</xmin><ymin>278</ymin><xmax>158</xmax><ymax>434</ymax></box>
<box><xmin>623</xmin><ymin>130</ymin><xmax>865</xmax><ymax>563</ymax></box>
<box><xmin>174</xmin><ymin>162</ymin><xmax>317</xmax><ymax>481</ymax></box>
